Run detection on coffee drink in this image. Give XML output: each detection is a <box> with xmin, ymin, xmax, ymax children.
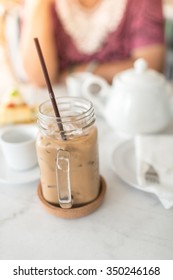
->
<box><xmin>36</xmin><ymin>97</ymin><xmax>100</xmax><ymax>208</ymax></box>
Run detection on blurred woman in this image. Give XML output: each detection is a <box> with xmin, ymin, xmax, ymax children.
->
<box><xmin>19</xmin><ymin>0</ymin><xmax>165</xmax><ymax>86</ymax></box>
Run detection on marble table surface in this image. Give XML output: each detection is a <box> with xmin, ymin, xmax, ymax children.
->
<box><xmin>0</xmin><ymin>48</ymin><xmax>173</xmax><ymax>260</ymax></box>
<box><xmin>0</xmin><ymin>115</ymin><xmax>173</xmax><ymax>260</ymax></box>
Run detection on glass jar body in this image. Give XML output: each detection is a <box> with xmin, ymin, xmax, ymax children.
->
<box><xmin>36</xmin><ymin>97</ymin><xmax>100</xmax><ymax>207</ymax></box>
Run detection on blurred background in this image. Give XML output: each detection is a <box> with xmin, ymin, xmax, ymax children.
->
<box><xmin>0</xmin><ymin>0</ymin><xmax>173</xmax><ymax>89</ymax></box>
<box><xmin>164</xmin><ymin>0</ymin><xmax>173</xmax><ymax>80</ymax></box>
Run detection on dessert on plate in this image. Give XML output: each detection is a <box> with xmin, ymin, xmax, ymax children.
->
<box><xmin>0</xmin><ymin>89</ymin><xmax>37</xmax><ymax>125</ymax></box>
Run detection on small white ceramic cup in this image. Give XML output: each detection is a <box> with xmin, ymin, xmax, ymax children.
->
<box><xmin>66</xmin><ymin>72</ymin><xmax>110</xmax><ymax>117</ymax></box>
<box><xmin>0</xmin><ymin>125</ymin><xmax>38</xmax><ymax>171</ymax></box>
<box><xmin>66</xmin><ymin>72</ymin><xmax>92</xmax><ymax>97</ymax></box>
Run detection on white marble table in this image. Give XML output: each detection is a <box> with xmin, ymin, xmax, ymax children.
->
<box><xmin>0</xmin><ymin>48</ymin><xmax>173</xmax><ymax>260</ymax></box>
<box><xmin>0</xmin><ymin>114</ymin><xmax>173</xmax><ymax>260</ymax></box>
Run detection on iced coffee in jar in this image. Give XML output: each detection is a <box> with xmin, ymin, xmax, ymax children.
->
<box><xmin>36</xmin><ymin>96</ymin><xmax>100</xmax><ymax>208</ymax></box>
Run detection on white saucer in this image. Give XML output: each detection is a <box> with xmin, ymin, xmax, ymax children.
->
<box><xmin>0</xmin><ymin>145</ymin><xmax>40</xmax><ymax>184</ymax></box>
<box><xmin>0</xmin><ymin>123</ymin><xmax>40</xmax><ymax>184</ymax></box>
<box><xmin>112</xmin><ymin>140</ymin><xmax>173</xmax><ymax>209</ymax></box>
<box><xmin>111</xmin><ymin>140</ymin><xmax>139</xmax><ymax>189</ymax></box>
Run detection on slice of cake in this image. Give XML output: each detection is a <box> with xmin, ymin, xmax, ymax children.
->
<box><xmin>0</xmin><ymin>89</ymin><xmax>37</xmax><ymax>125</ymax></box>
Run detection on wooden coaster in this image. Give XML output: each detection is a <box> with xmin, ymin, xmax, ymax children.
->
<box><xmin>37</xmin><ymin>176</ymin><xmax>106</xmax><ymax>219</ymax></box>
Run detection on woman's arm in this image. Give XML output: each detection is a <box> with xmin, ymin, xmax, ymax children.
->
<box><xmin>94</xmin><ymin>44</ymin><xmax>165</xmax><ymax>83</ymax></box>
<box><xmin>59</xmin><ymin>43</ymin><xmax>165</xmax><ymax>84</ymax></box>
<box><xmin>19</xmin><ymin>0</ymin><xmax>59</xmax><ymax>86</ymax></box>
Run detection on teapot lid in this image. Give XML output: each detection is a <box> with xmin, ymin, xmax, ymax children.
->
<box><xmin>115</xmin><ymin>58</ymin><xmax>166</xmax><ymax>90</ymax></box>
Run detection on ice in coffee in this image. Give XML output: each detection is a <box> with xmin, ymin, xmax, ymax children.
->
<box><xmin>36</xmin><ymin>97</ymin><xmax>100</xmax><ymax>208</ymax></box>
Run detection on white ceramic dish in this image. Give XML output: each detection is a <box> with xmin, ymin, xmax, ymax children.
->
<box><xmin>111</xmin><ymin>140</ymin><xmax>173</xmax><ymax>209</ymax></box>
<box><xmin>0</xmin><ymin>124</ymin><xmax>40</xmax><ymax>184</ymax></box>
<box><xmin>0</xmin><ymin>147</ymin><xmax>40</xmax><ymax>184</ymax></box>
<box><xmin>105</xmin><ymin>59</ymin><xmax>173</xmax><ymax>134</ymax></box>
<box><xmin>111</xmin><ymin>140</ymin><xmax>158</xmax><ymax>192</ymax></box>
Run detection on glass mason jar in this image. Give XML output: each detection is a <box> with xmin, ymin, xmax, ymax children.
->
<box><xmin>36</xmin><ymin>96</ymin><xmax>100</xmax><ymax>209</ymax></box>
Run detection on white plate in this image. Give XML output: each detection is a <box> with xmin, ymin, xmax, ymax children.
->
<box><xmin>111</xmin><ymin>140</ymin><xmax>139</xmax><ymax>189</ymax></box>
<box><xmin>0</xmin><ymin>124</ymin><xmax>40</xmax><ymax>184</ymax></box>
<box><xmin>112</xmin><ymin>140</ymin><xmax>173</xmax><ymax>210</ymax></box>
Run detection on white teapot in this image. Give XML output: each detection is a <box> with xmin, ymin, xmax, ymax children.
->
<box><xmin>105</xmin><ymin>58</ymin><xmax>173</xmax><ymax>134</ymax></box>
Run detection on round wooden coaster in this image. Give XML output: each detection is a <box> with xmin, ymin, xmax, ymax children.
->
<box><xmin>37</xmin><ymin>176</ymin><xmax>106</xmax><ymax>219</ymax></box>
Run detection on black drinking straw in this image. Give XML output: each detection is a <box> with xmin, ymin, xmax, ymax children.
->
<box><xmin>34</xmin><ymin>38</ymin><xmax>66</xmax><ymax>140</ymax></box>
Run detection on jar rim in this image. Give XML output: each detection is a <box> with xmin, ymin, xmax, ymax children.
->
<box><xmin>38</xmin><ymin>96</ymin><xmax>94</xmax><ymax>123</ymax></box>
